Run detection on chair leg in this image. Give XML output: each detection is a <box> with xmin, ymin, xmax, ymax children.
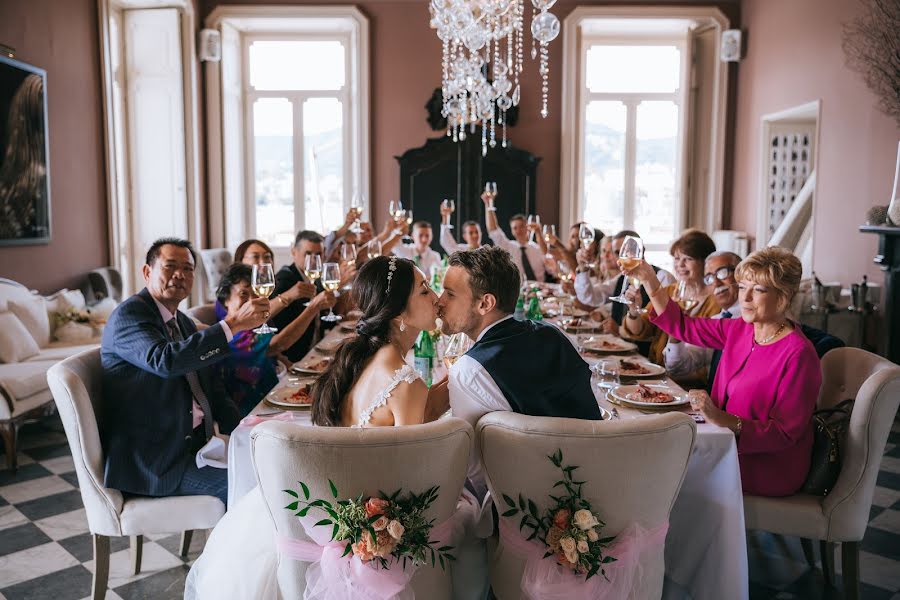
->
<box><xmin>842</xmin><ymin>541</ymin><xmax>860</xmax><ymax>600</ymax></box>
<box><xmin>800</xmin><ymin>537</ymin><xmax>816</xmax><ymax>567</ymax></box>
<box><xmin>130</xmin><ymin>534</ymin><xmax>143</xmax><ymax>575</ymax></box>
<box><xmin>820</xmin><ymin>540</ymin><xmax>836</xmax><ymax>587</ymax></box>
<box><xmin>92</xmin><ymin>534</ymin><xmax>110</xmax><ymax>600</ymax></box>
<box><xmin>179</xmin><ymin>530</ymin><xmax>193</xmax><ymax>557</ymax></box>
<box><xmin>0</xmin><ymin>422</ymin><xmax>17</xmax><ymax>473</ymax></box>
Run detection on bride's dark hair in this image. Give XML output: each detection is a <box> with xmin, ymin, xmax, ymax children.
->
<box><xmin>310</xmin><ymin>256</ymin><xmax>416</xmax><ymax>426</ymax></box>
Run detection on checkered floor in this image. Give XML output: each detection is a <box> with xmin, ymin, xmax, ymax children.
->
<box><xmin>1</xmin><ymin>416</ymin><xmax>899</xmax><ymax>600</ymax></box>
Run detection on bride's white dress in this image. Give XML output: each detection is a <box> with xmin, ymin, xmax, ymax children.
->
<box><xmin>184</xmin><ymin>365</ymin><xmax>487</xmax><ymax>600</ymax></box>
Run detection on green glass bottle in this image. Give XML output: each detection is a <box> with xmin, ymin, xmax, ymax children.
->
<box><xmin>513</xmin><ymin>291</ymin><xmax>526</xmax><ymax>320</ymax></box>
<box><xmin>414</xmin><ymin>330</ymin><xmax>435</xmax><ymax>386</ymax></box>
<box><xmin>526</xmin><ymin>288</ymin><xmax>543</xmax><ymax>321</ymax></box>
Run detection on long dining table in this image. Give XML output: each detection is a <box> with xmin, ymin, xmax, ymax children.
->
<box><xmin>225</xmin><ymin>311</ymin><xmax>749</xmax><ymax>600</ymax></box>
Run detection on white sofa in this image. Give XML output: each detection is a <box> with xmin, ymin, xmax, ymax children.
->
<box><xmin>0</xmin><ymin>277</ymin><xmax>115</xmax><ymax>472</ymax></box>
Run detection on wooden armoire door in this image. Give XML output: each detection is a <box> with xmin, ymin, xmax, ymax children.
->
<box><xmin>396</xmin><ymin>135</ymin><xmax>540</xmax><ymax>253</ymax></box>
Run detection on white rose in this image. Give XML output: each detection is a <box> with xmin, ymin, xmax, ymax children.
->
<box><xmin>372</xmin><ymin>516</ymin><xmax>389</xmax><ymax>531</ymax></box>
<box><xmin>387</xmin><ymin>519</ymin><xmax>405</xmax><ymax>540</ymax></box>
<box><xmin>559</xmin><ymin>536</ymin><xmax>576</xmax><ymax>554</ymax></box>
<box><xmin>577</xmin><ymin>539</ymin><xmax>589</xmax><ymax>553</ymax></box>
<box><xmin>587</xmin><ymin>528</ymin><xmax>599</xmax><ymax>542</ymax></box>
<box><xmin>573</xmin><ymin>509</ymin><xmax>599</xmax><ymax>531</ymax></box>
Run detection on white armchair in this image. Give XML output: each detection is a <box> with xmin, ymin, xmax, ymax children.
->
<box><xmin>46</xmin><ymin>348</ymin><xmax>227</xmax><ymax>600</ymax></box>
<box><xmin>199</xmin><ymin>248</ymin><xmax>233</xmax><ymax>303</ymax></box>
<box><xmin>477</xmin><ymin>411</ymin><xmax>696</xmax><ymax>600</ymax></box>
<box><xmin>251</xmin><ymin>418</ymin><xmax>473</xmax><ymax>600</ymax></box>
<box><xmin>743</xmin><ymin>347</ymin><xmax>900</xmax><ymax>600</ymax></box>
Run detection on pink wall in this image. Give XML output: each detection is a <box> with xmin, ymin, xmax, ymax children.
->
<box><xmin>731</xmin><ymin>0</ymin><xmax>900</xmax><ymax>285</ymax></box>
<box><xmin>0</xmin><ymin>0</ymin><xmax>108</xmax><ymax>294</ymax></box>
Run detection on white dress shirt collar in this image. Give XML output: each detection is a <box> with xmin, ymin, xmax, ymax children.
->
<box><xmin>151</xmin><ymin>296</ymin><xmax>177</xmax><ymax>325</ymax></box>
<box><xmin>475</xmin><ymin>314</ymin><xmax>515</xmax><ymax>342</ymax></box>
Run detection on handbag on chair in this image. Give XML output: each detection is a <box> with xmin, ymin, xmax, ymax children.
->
<box><xmin>800</xmin><ymin>399</ymin><xmax>854</xmax><ymax>496</ymax></box>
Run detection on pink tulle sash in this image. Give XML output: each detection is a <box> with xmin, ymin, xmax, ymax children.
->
<box><xmin>239</xmin><ymin>411</ymin><xmax>303</xmax><ymax>428</ymax></box>
<box><xmin>498</xmin><ymin>518</ymin><xmax>669</xmax><ymax>600</ymax></box>
<box><xmin>275</xmin><ymin>516</ymin><xmax>457</xmax><ymax>600</ymax></box>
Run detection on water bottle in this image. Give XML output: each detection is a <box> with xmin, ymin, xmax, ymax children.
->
<box><xmin>513</xmin><ymin>291</ymin><xmax>526</xmax><ymax>320</ymax></box>
<box><xmin>414</xmin><ymin>331</ymin><xmax>435</xmax><ymax>386</ymax></box>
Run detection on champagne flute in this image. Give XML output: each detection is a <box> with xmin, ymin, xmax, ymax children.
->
<box><xmin>542</xmin><ymin>224</ymin><xmax>557</xmax><ymax>259</ymax></box>
<box><xmin>340</xmin><ymin>243</ymin><xmax>357</xmax><ymax>290</ymax></box>
<box><xmin>251</xmin><ymin>263</ymin><xmax>278</xmax><ymax>334</ymax></box>
<box><xmin>442</xmin><ymin>199</ymin><xmax>456</xmax><ymax>228</ymax></box>
<box><xmin>389</xmin><ymin>200</ymin><xmax>404</xmax><ymax>235</ymax></box>
<box><xmin>443</xmin><ymin>332</ymin><xmax>472</xmax><ymax>370</ymax></box>
<box><xmin>302</xmin><ymin>253</ymin><xmax>322</xmax><ymax>307</ymax></box>
<box><xmin>350</xmin><ymin>194</ymin><xmax>364</xmax><ymax>233</ymax></box>
<box><xmin>484</xmin><ymin>181</ymin><xmax>498</xmax><ymax>211</ymax></box>
<box><xmin>579</xmin><ymin>224</ymin><xmax>597</xmax><ymax>269</ymax></box>
<box><xmin>609</xmin><ymin>235</ymin><xmax>644</xmax><ymax>305</ymax></box>
<box><xmin>673</xmin><ymin>280</ymin><xmax>698</xmax><ymax>312</ymax></box>
<box><xmin>367</xmin><ymin>239</ymin><xmax>382</xmax><ymax>259</ymax></box>
<box><xmin>320</xmin><ymin>262</ymin><xmax>342</xmax><ymax>322</ymax></box>
<box><xmin>527</xmin><ymin>214</ymin><xmax>540</xmax><ymax>243</ymax></box>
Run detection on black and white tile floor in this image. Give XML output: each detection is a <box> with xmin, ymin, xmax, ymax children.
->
<box><xmin>1</xmin><ymin>415</ymin><xmax>899</xmax><ymax>599</ymax></box>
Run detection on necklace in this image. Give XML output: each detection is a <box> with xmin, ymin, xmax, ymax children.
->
<box><xmin>754</xmin><ymin>321</ymin><xmax>787</xmax><ymax>345</ymax></box>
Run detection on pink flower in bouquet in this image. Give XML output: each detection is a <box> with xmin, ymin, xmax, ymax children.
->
<box><xmin>587</xmin><ymin>528</ymin><xmax>599</xmax><ymax>542</ymax></box>
<box><xmin>546</xmin><ymin>526</ymin><xmax>565</xmax><ymax>551</ymax></box>
<box><xmin>365</xmin><ymin>497</ymin><xmax>390</xmax><ymax>518</ymax></box>
<box><xmin>555</xmin><ymin>550</ymin><xmax>570</xmax><ymax>566</ymax></box>
<box><xmin>573</xmin><ymin>509</ymin><xmax>600</xmax><ymax>531</ymax></box>
<box><xmin>387</xmin><ymin>519</ymin><xmax>405</xmax><ymax>541</ymax></box>
<box><xmin>577</xmin><ymin>539</ymin><xmax>589</xmax><ymax>553</ymax></box>
<box><xmin>353</xmin><ymin>531</ymin><xmax>377</xmax><ymax>562</ymax></box>
<box><xmin>374</xmin><ymin>529</ymin><xmax>398</xmax><ymax>558</ymax></box>
<box><xmin>372</xmin><ymin>515</ymin><xmax>389</xmax><ymax>531</ymax></box>
<box><xmin>553</xmin><ymin>508</ymin><xmax>572</xmax><ymax>530</ymax></box>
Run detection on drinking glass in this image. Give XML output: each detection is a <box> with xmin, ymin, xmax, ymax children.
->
<box><xmin>527</xmin><ymin>214</ymin><xmax>540</xmax><ymax>243</ymax></box>
<box><xmin>350</xmin><ymin>194</ymin><xmax>364</xmax><ymax>233</ymax></box>
<box><xmin>673</xmin><ymin>280</ymin><xmax>698</xmax><ymax>312</ymax></box>
<box><xmin>579</xmin><ymin>223</ymin><xmax>597</xmax><ymax>269</ymax></box>
<box><xmin>592</xmin><ymin>359</ymin><xmax>620</xmax><ymax>389</ymax></box>
<box><xmin>340</xmin><ymin>243</ymin><xmax>357</xmax><ymax>290</ymax></box>
<box><xmin>443</xmin><ymin>332</ymin><xmax>472</xmax><ymax>370</ymax></box>
<box><xmin>389</xmin><ymin>200</ymin><xmax>404</xmax><ymax>235</ymax></box>
<box><xmin>442</xmin><ymin>199</ymin><xmax>456</xmax><ymax>228</ymax></box>
<box><xmin>251</xmin><ymin>263</ymin><xmax>278</xmax><ymax>334</ymax></box>
<box><xmin>367</xmin><ymin>239</ymin><xmax>382</xmax><ymax>259</ymax></box>
<box><xmin>609</xmin><ymin>235</ymin><xmax>644</xmax><ymax>305</ymax></box>
<box><xmin>542</xmin><ymin>224</ymin><xmax>556</xmax><ymax>258</ymax></box>
<box><xmin>302</xmin><ymin>253</ymin><xmax>322</xmax><ymax>307</ymax></box>
<box><xmin>320</xmin><ymin>262</ymin><xmax>342</xmax><ymax>322</ymax></box>
<box><xmin>484</xmin><ymin>181</ymin><xmax>498</xmax><ymax>211</ymax></box>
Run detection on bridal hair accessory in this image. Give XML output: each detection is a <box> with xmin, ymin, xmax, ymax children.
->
<box><xmin>386</xmin><ymin>255</ymin><xmax>398</xmax><ymax>292</ymax></box>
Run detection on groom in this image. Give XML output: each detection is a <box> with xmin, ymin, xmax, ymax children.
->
<box><xmin>437</xmin><ymin>246</ymin><xmax>601</xmax><ymax>496</ymax></box>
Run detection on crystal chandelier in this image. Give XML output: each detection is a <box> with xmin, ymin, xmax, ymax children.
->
<box><xmin>430</xmin><ymin>0</ymin><xmax>560</xmax><ymax>154</ymax></box>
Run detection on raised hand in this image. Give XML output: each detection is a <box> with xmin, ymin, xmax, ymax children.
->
<box><xmin>226</xmin><ymin>297</ymin><xmax>270</xmax><ymax>333</ymax></box>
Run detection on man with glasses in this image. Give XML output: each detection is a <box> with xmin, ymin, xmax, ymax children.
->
<box><xmin>704</xmin><ymin>251</ymin><xmax>742</xmax><ymax>317</ymax></box>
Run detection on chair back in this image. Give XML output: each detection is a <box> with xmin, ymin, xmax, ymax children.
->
<box><xmin>477</xmin><ymin>412</ymin><xmax>696</xmax><ymax>600</ymax></box>
<box><xmin>46</xmin><ymin>348</ymin><xmax>123</xmax><ymax>536</ymax></box>
<box><xmin>186</xmin><ymin>303</ymin><xmax>218</xmax><ymax>326</ymax></box>
<box><xmin>199</xmin><ymin>248</ymin><xmax>233</xmax><ymax>303</ymax></box>
<box><xmin>820</xmin><ymin>347</ymin><xmax>900</xmax><ymax>540</ymax></box>
<box><xmin>251</xmin><ymin>418</ymin><xmax>473</xmax><ymax>600</ymax></box>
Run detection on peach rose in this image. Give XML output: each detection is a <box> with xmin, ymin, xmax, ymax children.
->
<box><xmin>374</xmin><ymin>529</ymin><xmax>397</xmax><ymax>558</ymax></box>
<box><xmin>564</xmin><ymin>546</ymin><xmax>579</xmax><ymax>565</ymax></box>
<box><xmin>545</xmin><ymin>526</ymin><xmax>564</xmax><ymax>551</ymax></box>
<box><xmin>553</xmin><ymin>508</ymin><xmax>572</xmax><ymax>530</ymax></box>
<box><xmin>387</xmin><ymin>519</ymin><xmax>405</xmax><ymax>541</ymax></box>
<box><xmin>555</xmin><ymin>550</ymin><xmax>570</xmax><ymax>566</ymax></box>
<box><xmin>365</xmin><ymin>497</ymin><xmax>390</xmax><ymax>518</ymax></box>
<box><xmin>352</xmin><ymin>531</ymin><xmax>376</xmax><ymax>562</ymax></box>
<box><xmin>587</xmin><ymin>528</ymin><xmax>599</xmax><ymax>542</ymax></box>
<box><xmin>372</xmin><ymin>515</ymin><xmax>389</xmax><ymax>531</ymax></box>
<box><xmin>577</xmin><ymin>539</ymin><xmax>589</xmax><ymax>553</ymax></box>
<box><xmin>573</xmin><ymin>509</ymin><xmax>599</xmax><ymax>531</ymax></box>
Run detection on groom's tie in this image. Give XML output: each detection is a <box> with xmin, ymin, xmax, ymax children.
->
<box><xmin>166</xmin><ymin>318</ymin><xmax>214</xmax><ymax>441</ymax></box>
<box><xmin>519</xmin><ymin>246</ymin><xmax>537</xmax><ymax>281</ymax></box>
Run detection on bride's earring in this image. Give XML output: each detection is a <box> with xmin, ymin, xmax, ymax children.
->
<box><xmin>399</xmin><ymin>318</ymin><xmax>406</xmax><ymax>332</ymax></box>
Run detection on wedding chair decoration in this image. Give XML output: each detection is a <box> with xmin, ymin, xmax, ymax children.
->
<box><xmin>251</xmin><ymin>418</ymin><xmax>473</xmax><ymax>600</ymax></box>
<box><xmin>477</xmin><ymin>411</ymin><xmax>696</xmax><ymax>600</ymax></box>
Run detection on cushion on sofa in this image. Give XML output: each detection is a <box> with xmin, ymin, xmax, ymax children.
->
<box><xmin>26</xmin><ymin>342</ymin><xmax>100</xmax><ymax>363</ymax></box>
<box><xmin>9</xmin><ymin>295</ymin><xmax>50</xmax><ymax>347</ymax></box>
<box><xmin>0</xmin><ymin>312</ymin><xmax>41</xmax><ymax>363</ymax></box>
<box><xmin>0</xmin><ymin>359</ymin><xmax>55</xmax><ymax>400</ymax></box>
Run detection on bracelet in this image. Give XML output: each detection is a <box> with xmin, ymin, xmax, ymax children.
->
<box><xmin>734</xmin><ymin>416</ymin><xmax>743</xmax><ymax>436</ymax></box>
<box><xmin>276</xmin><ymin>295</ymin><xmax>289</xmax><ymax>308</ymax></box>
<box><xmin>486</xmin><ymin>207</ymin><xmax>497</xmax><ymax>212</ymax></box>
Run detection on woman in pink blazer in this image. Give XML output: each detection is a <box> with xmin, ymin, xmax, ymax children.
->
<box><xmin>625</xmin><ymin>247</ymin><xmax>821</xmax><ymax>497</ymax></box>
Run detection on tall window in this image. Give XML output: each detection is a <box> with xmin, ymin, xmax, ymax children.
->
<box><xmin>245</xmin><ymin>37</ymin><xmax>352</xmax><ymax>247</ymax></box>
<box><xmin>578</xmin><ymin>40</ymin><xmax>687</xmax><ymax>266</ymax></box>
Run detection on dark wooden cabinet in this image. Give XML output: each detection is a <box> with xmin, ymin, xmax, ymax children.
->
<box><xmin>396</xmin><ymin>135</ymin><xmax>540</xmax><ymax>253</ymax></box>
<box><xmin>860</xmin><ymin>225</ymin><xmax>900</xmax><ymax>364</ymax></box>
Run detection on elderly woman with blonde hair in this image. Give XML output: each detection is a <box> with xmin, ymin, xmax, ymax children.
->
<box><xmin>624</xmin><ymin>246</ymin><xmax>821</xmax><ymax>497</ymax></box>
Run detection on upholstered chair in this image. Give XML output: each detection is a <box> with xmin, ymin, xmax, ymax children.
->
<box><xmin>251</xmin><ymin>418</ymin><xmax>473</xmax><ymax>600</ymax></box>
<box><xmin>477</xmin><ymin>411</ymin><xmax>696</xmax><ymax>600</ymax></box>
<box><xmin>46</xmin><ymin>348</ymin><xmax>226</xmax><ymax>600</ymax></box>
<box><xmin>199</xmin><ymin>248</ymin><xmax>233</xmax><ymax>303</ymax></box>
<box><xmin>186</xmin><ymin>303</ymin><xmax>218</xmax><ymax>327</ymax></box>
<box><xmin>743</xmin><ymin>347</ymin><xmax>900</xmax><ymax>600</ymax></box>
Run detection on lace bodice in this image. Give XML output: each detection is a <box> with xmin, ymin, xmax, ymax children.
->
<box><xmin>353</xmin><ymin>364</ymin><xmax>422</xmax><ymax>428</ymax></box>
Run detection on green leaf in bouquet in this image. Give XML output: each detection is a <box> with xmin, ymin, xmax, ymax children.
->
<box><xmin>368</xmin><ymin>514</ymin><xmax>383</xmax><ymax>524</ymax></box>
<box><xmin>519</xmin><ymin>514</ymin><xmax>529</xmax><ymax>531</ymax></box>
<box><xmin>518</xmin><ymin>494</ymin><xmax>526</xmax><ymax>510</ymax></box>
<box><xmin>341</xmin><ymin>543</ymin><xmax>352</xmax><ymax>558</ymax></box>
<box><xmin>598</xmin><ymin>536</ymin><xmax>616</xmax><ymax>544</ymax></box>
<box><xmin>602</xmin><ymin>556</ymin><xmax>617</xmax><ymax>563</ymax></box>
<box><xmin>300</xmin><ymin>482</ymin><xmax>310</xmax><ymax>500</ymax></box>
<box><xmin>587</xmin><ymin>563</ymin><xmax>600</xmax><ymax>579</ymax></box>
<box><xmin>328</xmin><ymin>479</ymin><xmax>339</xmax><ymax>498</ymax></box>
<box><xmin>552</xmin><ymin>480</ymin><xmax>566</xmax><ymax>488</ymax></box>
<box><xmin>439</xmin><ymin>555</ymin><xmax>445</xmax><ymax>570</ymax></box>
<box><xmin>284</xmin><ymin>489</ymin><xmax>299</xmax><ymax>498</ymax></box>
<box><xmin>314</xmin><ymin>519</ymin><xmax>332</xmax><ymax>527</ymax></box>
<box><xmin>438</xmin><ymin>545</ymin><xmax>453</xmax><ymax>551</ymax></box>
<box><xmin>297</xmin><ymin>506</ymin><xmax>310</xmax><ymax>517</ymax></box>
<box><xmin>332</xmin><ymin>523</ymin><xmax>339</xmax><ymax>540</ymax></box>
<box><xmin>502</xmin><ymin>493</ymin><xmax>516</xmax><ymax>508</ymax></box>
<box><xmin>285</xmin><ymin>501</ymin><xmax>299</xmax><ymax>510</ymax></box>
<box><xmin>543</xmin><ymin>551</ymin><xmax>554</xmax><ymax>559</ymax></box>
<box><xmin>501</xmin><ymin>508</ymin><xmax>518</xmax><ymax>517</ymax></box>
<box><xmin>527</xmin><ymin>499</ymin><xmax>539</xmax><ymax>518</ymax></box>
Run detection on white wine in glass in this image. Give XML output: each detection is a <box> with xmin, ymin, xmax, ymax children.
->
<box><xmin>610</xmin><ymin>235</ymin><xmax>644</xmax><ymax>305</ymax></box>
<box><xmin>443</xmin><ymin>332</ymin><xmax>472</xmax><ymax>370</ymax></box>
<box><xmin>527</xmin><ymin>214</ymin><xmax>540</xmax><ymax>243</ymax></box>
<box><xmin>321</xmin><ymin>262</ymin><xmax>342</xmax><ymax>322</ymax></box>
<box><xmin>302</xmin><ymin>254</ymin><xmax>322</xmax><ymax>307</ymax></box>
<box><xmin>367</xmin><ymin>239</ymin><xmax>382</xmax><ymax>259</ymax></box>
<box><xmin>251</xmin><ymin>263</ymin><xmax>278</xmax><ymax>334</ymax></box>
<box><xmin>579</xmin><ymin>223</ymin><xmax>597</xmax><ymax>269</ymax></box>
<box><xmin>674</xmin><ymin>280</ymin><xmax>698</xmax><ymax>311</ymax></box>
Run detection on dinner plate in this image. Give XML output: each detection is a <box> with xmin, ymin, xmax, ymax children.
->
<box><xmin>615</xmin><ymin>358</ymin><xmax>666</xmax><ymax>378</ymax></box>
<box><xmin>289</xmin><ymin>356</ymin><xmax>333</xmax><ymax>375</ymax></box>
<box><xmin>265</xmin><ymin>383</ymin><xmax>315</xmax><ymax>410</ymax></box>
<box><xmin>581</xmin><ymin>335</ymin><xmax>637</xmax><ymax>354</ymax></box>
<box><xmin>610</xmin><ymin>384</ymin><xmax>689</xmax><ymax>408</ymax></box>
<box><xmin>315</xmin><ymin>339</ymin><xmax>343</xmax><ymax>354</ymax></box>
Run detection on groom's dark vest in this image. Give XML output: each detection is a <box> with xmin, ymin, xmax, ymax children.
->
<box><xmin>465</xmin><ymin>317</ymin><xmax>602</xmax><ymax>420</ymax></box>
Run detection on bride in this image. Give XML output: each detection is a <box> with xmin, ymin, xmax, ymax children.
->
<box><xmin>185</xmin><ymin>256</ymin><xmax>484</xmax><ymax>599</ymax></box>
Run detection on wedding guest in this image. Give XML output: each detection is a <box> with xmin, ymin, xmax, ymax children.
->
<box><xmin>234</xmin><ymin>238</ymin><xmax>316</xmax><ymax>320</ymax></box>
<box><xmin>483</xmin><ymin>193</ymin><xmax>546</xmax><ymax>282</ymax></box>
<box><xmin>392</xmin><ymin>220</ymin><xmax>442</xmax><ymax>276</ymax></box>
<box><xmin>215</xmin><ymin>263</ymin><xmax>335</xmax><ymax>416</ymax></box>
<box><xmin>621</xmin><ymin>229</ymin><xmax>718</xmax><ymax>381</ymax></box>
<box><xmin>625</xmin><ymin>247</ymin><xmax>821</xmax><ymax>496</ymax></box>
<box><xmin>437</xmin><ymin>245</ymin><xmax>601</xmax><ymax>497</ymax></box>
<box><xmin>101</xmin><ymin>238</ymin><xmax>269</xmax><ymax>505</ymax></box>
<box><xmin>324</xmin><ymin>208</ymin><xmax>363</xmax><ymax>259</ymax></box>
<box><xmin>440</xmin><ymin>200</ymin><xmax>482</xmax><ymax>253</ymax></box>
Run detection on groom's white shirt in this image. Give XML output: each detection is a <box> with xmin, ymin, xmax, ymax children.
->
<box><xmin>449</xmin><ymin>314</ymin><xmax>514</xmax><ymax>499</ymax></box>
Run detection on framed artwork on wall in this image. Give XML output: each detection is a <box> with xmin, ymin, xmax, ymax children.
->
<box><xmin>0</xmin><ymin>55</ymin><xmax>51</xmax><ymax>246</ymax></box>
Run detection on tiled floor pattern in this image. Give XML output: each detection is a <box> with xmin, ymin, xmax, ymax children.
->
<box><xmin>1</xmin><ymin>416</ymin><xmax>899</xmax><ymax>599</ymax></box>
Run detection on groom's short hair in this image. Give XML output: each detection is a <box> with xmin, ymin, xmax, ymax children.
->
<box><xmin>448</xmin><ymin>246</ymin><xmax>519</xmax><ymax>313</ymax></box>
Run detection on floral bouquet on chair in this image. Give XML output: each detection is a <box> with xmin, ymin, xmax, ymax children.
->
<box><xmin>500</xmin><ymin>449</ymin><xmax>617</xmax><ymax>580</ymax></box>
<box><xmin>283</xmin><ymin>480</ymin><xmax>455</xmax><ymax>571</ymax></box>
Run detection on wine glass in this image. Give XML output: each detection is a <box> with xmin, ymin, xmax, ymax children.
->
<box><xmin>609</xmin><ymin>236</ymin><xmax>644</xmax><ymax>305</ymax></box>
<box><xmin>251</xmin><ymin>263</ymin><xmax>278</xmax><ymax>334</ymax></box>
<box><xmin>302</xmin><ymin>253</ymin><xmax>322</xmax><ymax>307</ymax></box>
<box><xmin>592</xmin><ymin>359</ymin><xmax>620</xmax><ymax>389</ymax></box>
<box><xmin>350</xmin><ymin>194</ymin><xmax>364</xmax><ymax>233</ymax></box>
<box><xmin>367</xmin><ymin>239</ymin><xmax>382</xmax><ymax>259</ymax></box>
<box><xmin>484</xmin><ymin>181</ymin><xmax>498</xmax><ymax>211</ymax></box>
<box><xmin>673</xmin><ymin>280</ymin><xmax>698</xmax><ymax>312</ymax></box>
<box><xmin>542</xmin><ymin>224</ymin><xmax>556</xmax><ymax>258</ymax></box>
<box><xmin>527</xmin><ymin>214</ymin><xmax>541</xmax><ymax>243</ymax></box>
<box><xmin>443</xmin><ymin>332</ymin><xmax>472</xmax><ymax>370</ymax></box>
<box><xmin>389</xmin><ymin>200</ymin><xmax>404</xmax><ymax>235</ymax></box>
<box><xmin>320</xmin><ymin>262</ymin><xmax>342</xmax><ymax>322</ymax></box>
<box><xmin>579</xmin><ymin>224</ymin><xmax>597</xmax><ymax>269</ymax></box>
<box><xmin>441</xmin><ymin>199</ymin><xmax>456</xmax><ymax>228</ymax></box>
<box><xmin>340</xmin><ymin>242</ymin><xmax>357</xmax><ymax>269</ymax></box>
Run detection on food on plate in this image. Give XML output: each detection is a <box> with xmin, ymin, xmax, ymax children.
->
<box><xmin>619</xmin><ymin>360</ymin><xmax>651</xmax><ymax>375</ymax></box>
<box><xmin>305</xmin><ymin>357</ymin><xmax>332</xmax><ymax>372</ymax></box>
<box><xmin>625</xmin><ymin>384</ymin><xmax>675</xmax><ymax>404</ymax></box>
<box><xmin>284</xmin><ymin>385</ymin><xmax>312</xmax><ymax>405</ymax></box>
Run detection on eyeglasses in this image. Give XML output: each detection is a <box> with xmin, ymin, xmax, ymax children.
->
<box><xmin>703</xmin><ymin>266</ymin><xmax>736</xmax><ymax>286</ymax></box>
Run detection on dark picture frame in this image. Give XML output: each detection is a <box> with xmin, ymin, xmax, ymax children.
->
<box><xmin>0</xmin><ymin>55</ymin><xmax>51</xmax><ymax>246</ymax></box>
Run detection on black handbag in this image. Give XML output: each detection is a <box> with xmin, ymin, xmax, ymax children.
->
<box><xmin>800</xmin><ymin>399</ymin><xmax>854</xmax><ymax>496</ymax></box>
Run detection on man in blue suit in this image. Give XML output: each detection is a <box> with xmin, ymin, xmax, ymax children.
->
<box><xmin>101</xmin><ymin>238</ymin><xmax>269</xmax><ymax>505</ymax></box>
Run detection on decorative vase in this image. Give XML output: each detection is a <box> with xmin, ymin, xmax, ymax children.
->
<box><xmin>888</xmin><ymin>141</ymin><xmax>900</xmax><ymax>226</ymax></box>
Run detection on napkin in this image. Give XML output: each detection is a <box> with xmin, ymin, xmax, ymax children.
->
<box><xmin>196</xmin><ymin>435</ymin><xmax>228</xmax><ymax>469</ymax></box>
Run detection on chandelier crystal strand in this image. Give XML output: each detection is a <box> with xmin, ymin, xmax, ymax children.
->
<box><xmin>430</xmin><ymin>0</ymin><xmax>560</xmax><ymax>155</ymax></box>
